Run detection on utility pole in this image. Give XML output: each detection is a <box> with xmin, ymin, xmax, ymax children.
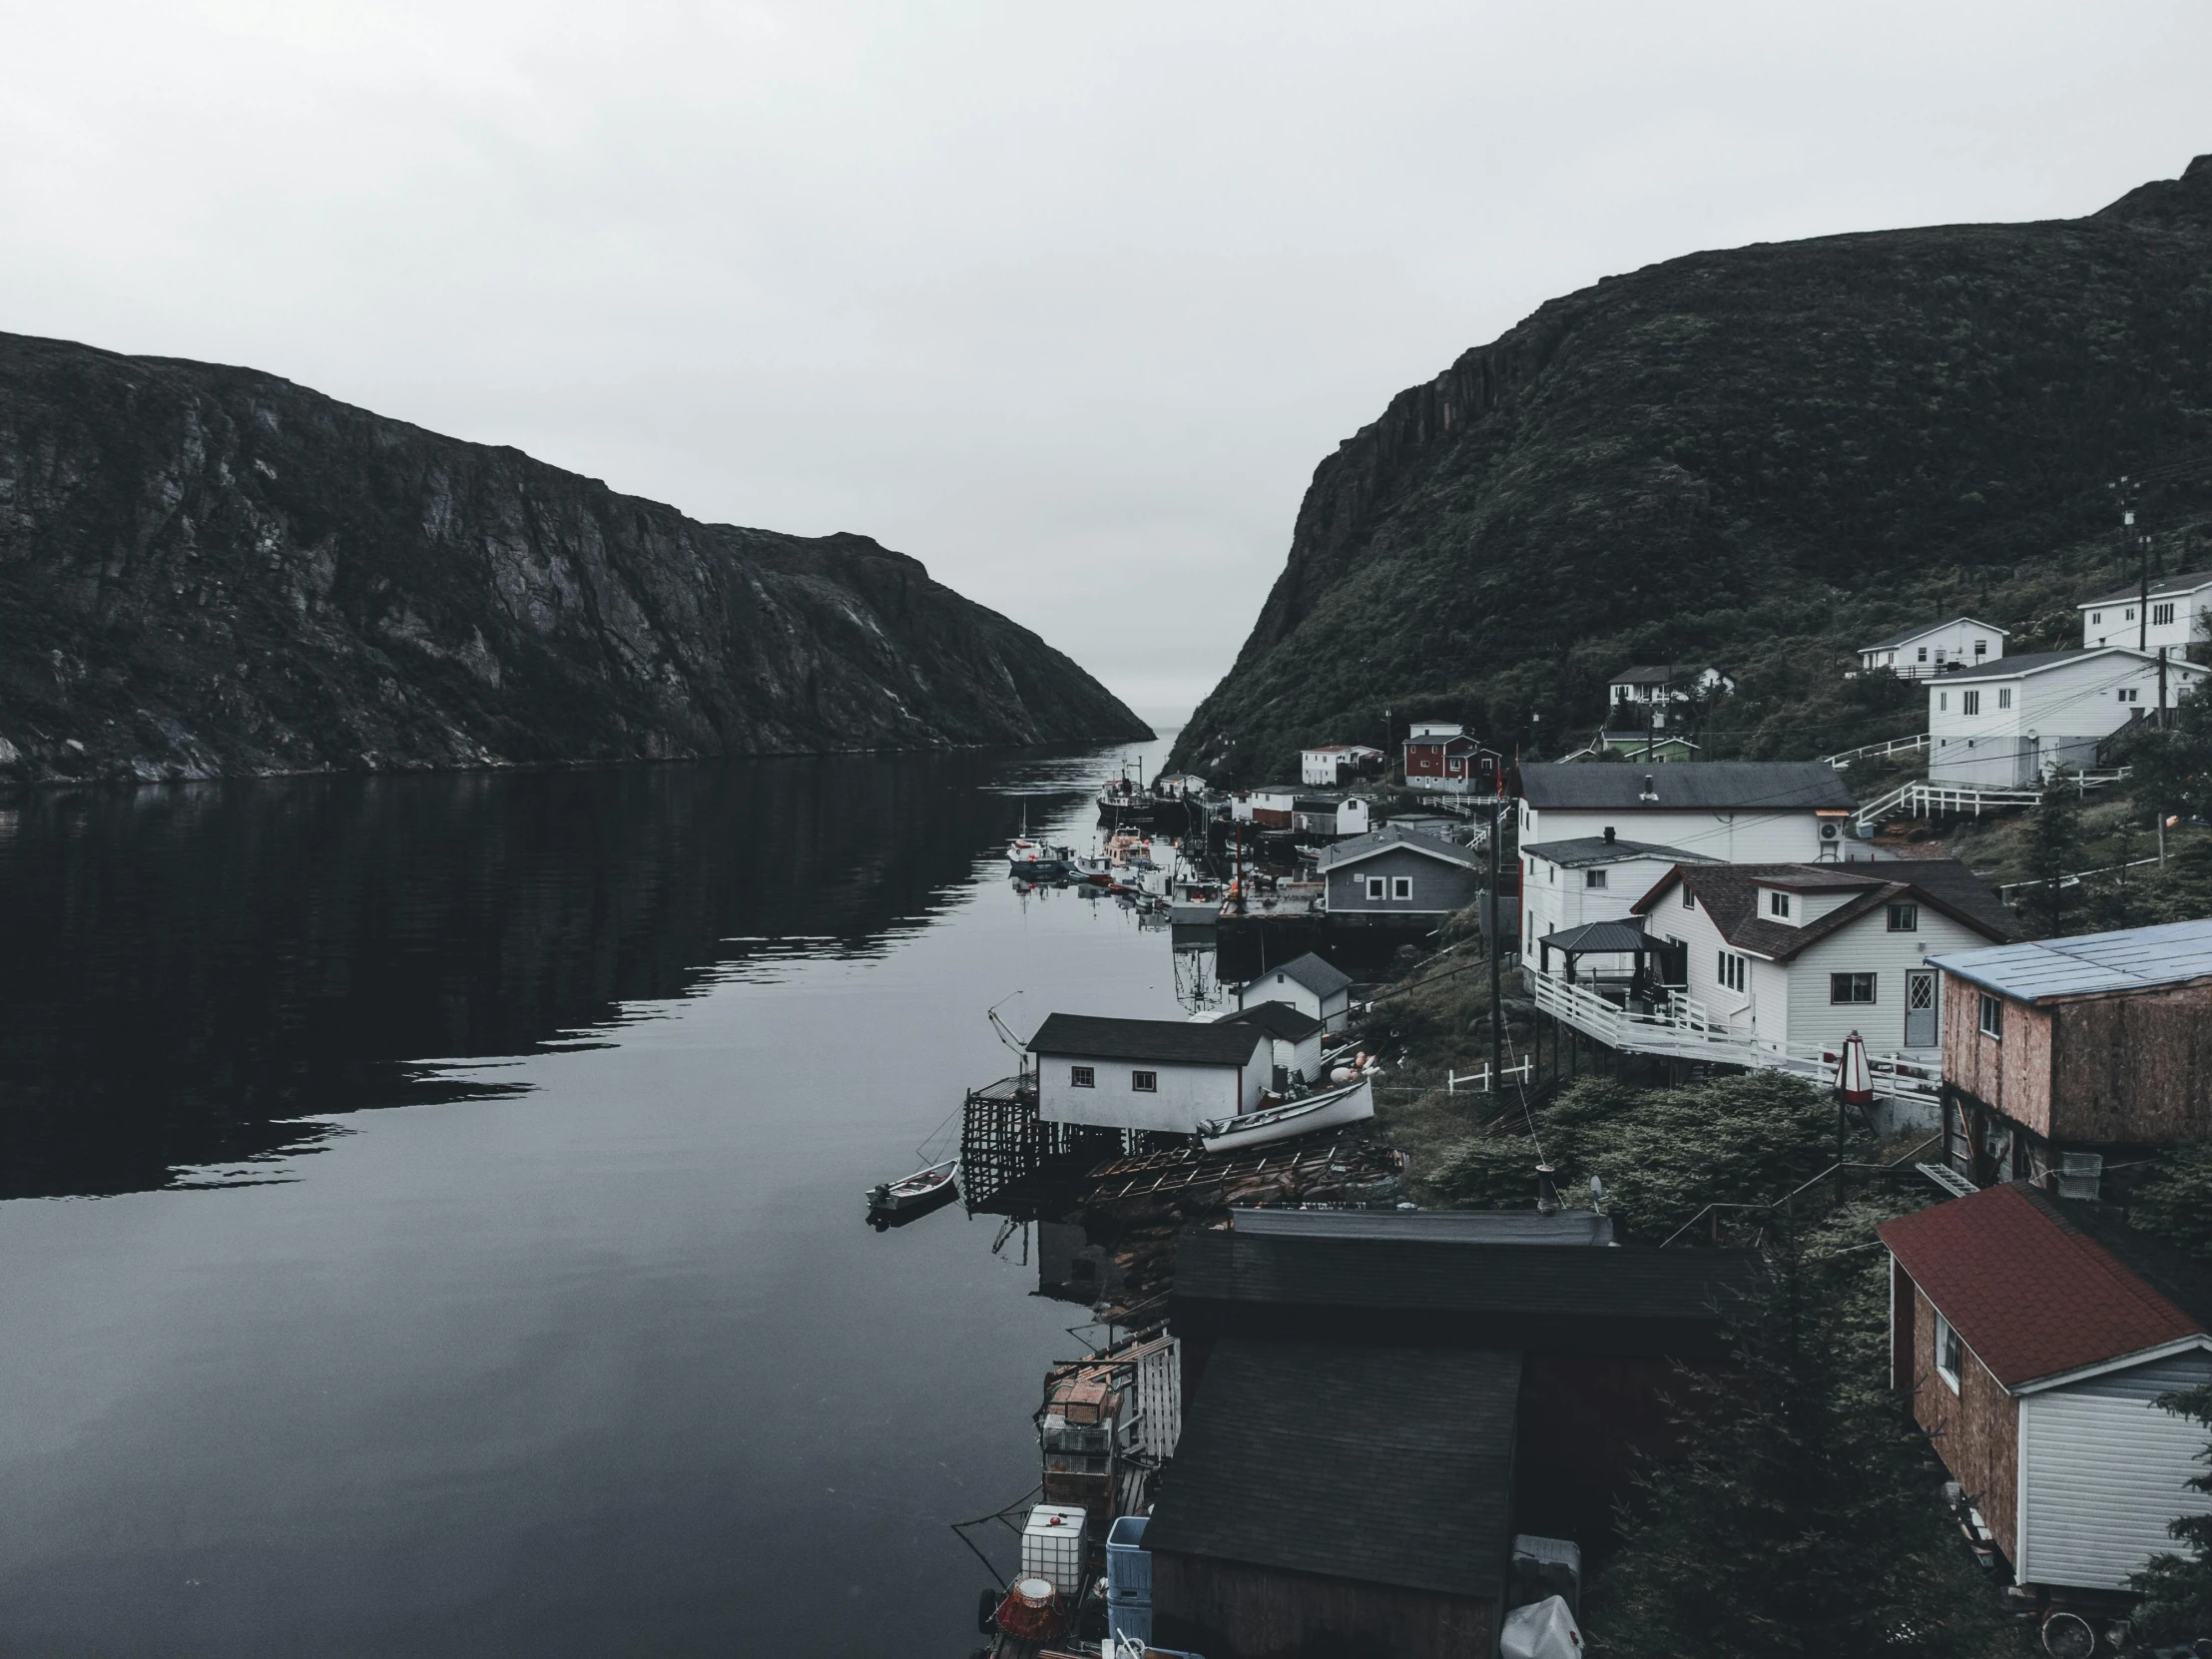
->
<box><xmin>2159</xmin><ymin>645</ymin><xmax>2170</xmax><ymax>731</ymax></box>
<box><xmin>1645</xmin><ymin>699</ymin><xmax>1657</xmax><ymax>763</ymax></box>
<box><xmin>1488</xmin><ymin>794</ymin><xmax>1504</xmax><ymax>1079</ymax></box>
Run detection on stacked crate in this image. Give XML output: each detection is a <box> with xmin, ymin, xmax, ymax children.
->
<box><xmin>1104</xmin><ymin>1513</ymin><xmax>1152</xmax><ymax>1649</ymax></box>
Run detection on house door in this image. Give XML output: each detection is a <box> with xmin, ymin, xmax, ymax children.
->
<box><xmin>1905</xmin><ymin>969</ymin><xmax>1937</xmax><ymax>1048</ymax></box>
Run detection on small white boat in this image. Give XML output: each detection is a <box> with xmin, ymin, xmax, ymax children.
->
<box><xmin>866</xmin><ymin>1158</ymin><xmax>958</xmax><ymax>1213</ymax></box>
<box><xmin>1197</xmin><ymin>1076</ymin><xmax>1374</xmax><ymax>1153</ymax></box>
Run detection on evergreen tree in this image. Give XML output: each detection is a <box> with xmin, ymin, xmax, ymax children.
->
<box><xmin>1585</xmin><ymin>1218</ymin><xmax>2010</xmax><ymax>1659</ymax></box>
<box><xmin>2023</xmin><ymin>787</ymin><xmax>2085</xmax><ymax>938</ymax></box>
<box><xmin>2129</xmin><ymin>1380</ymin><xmax>2212</xmax><ymax>1645</ymax></box>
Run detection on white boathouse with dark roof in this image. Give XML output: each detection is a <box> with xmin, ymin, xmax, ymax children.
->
<box><xmin>1240</xmin><ymin>951</ymin><xmax>1355</xmax><ymax>1034</ymax></box>
<box><xmin>1028</xmin><ymin>1013</ymin><xmax>1267</xmax><ymax>1134</ymax></box>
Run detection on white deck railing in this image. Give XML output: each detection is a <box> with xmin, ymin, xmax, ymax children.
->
<box><xmin>1822</xmin><ymin>733</ymin><xmax>1930</xmax><ymax>769</ymax></box>
<box><xmin>1852</xmin><ymin>769</ymin><xmax>2132</xmax><ymax>830</ymax></box>
<box><xmin>1528</xmin><ymin>973</ymin><xmax>1939</xmax><ymax>1103</ymax></box>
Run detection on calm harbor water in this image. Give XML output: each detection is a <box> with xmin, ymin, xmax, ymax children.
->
<box><xmin>0</xmin><ymin>734</ymin><xmax>1195</xmax><ymax>1657</ymax></box>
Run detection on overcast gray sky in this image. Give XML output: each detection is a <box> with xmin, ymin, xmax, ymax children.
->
<box><xmin>3</xmin><ymin>2</ymin><xmax>2206</xmax><ymax>722</ymax></box>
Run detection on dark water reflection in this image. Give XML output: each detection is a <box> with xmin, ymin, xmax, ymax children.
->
<box><xmin>0</xmin><ymin>740</ymin><xmax>1191</xmax><ymax>1659</ymax></box>
<box><xmin>0</xmin><ymin>755</ymin><xmax>1081</xmax><ymax>1198</ymax></box>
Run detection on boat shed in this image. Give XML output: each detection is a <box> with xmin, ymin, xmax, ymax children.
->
<box><xmin>1146</xmin><ymin>1339</ymin><xmax>1519</xmax><ymax>1659</ymax></box>
<box><xmin>1214</xmin><ymin>1001</ymin><xmax>1326</xmax><ymax>1091</ymax></box>
<box><xmin>1167</xmin><ymin>1222</ymin><xmax>1764</xmax><ymax>1559</ymax></box>
<box><xmin>1239</xmin><ymin>951</ymin><xmax>1355</xmax><ymax>1033</ymax></box>
<box><xmin>1317</xmin><ymin>824</ymin><xmax>1481</xmax><ymax>924</ymax></box>
<box><xmin>1028</xmin><ymin>1014</ymin><xmax>1267</xmax><ymax>1136</ymax></box>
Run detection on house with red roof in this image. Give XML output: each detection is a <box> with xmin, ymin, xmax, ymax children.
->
<box><xmin>1879</xmin><ymin>1183</ymin><xmax>2212</xmax><ymax>1617</ymax></box>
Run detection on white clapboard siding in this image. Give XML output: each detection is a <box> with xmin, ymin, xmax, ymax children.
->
<box><xmin>1784</xmin><ymin>908</ymin><xmax>1988</xmax><ymax>1056</ymax></box>
<box><xmin>2019</xmin><ymin>1350</ymin><xmax>2212</xmax><ymax>1590</ymax></box>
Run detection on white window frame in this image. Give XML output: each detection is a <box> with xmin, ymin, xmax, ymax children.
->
<box><xmin>1390</xmin><ymin>876</ymin><xmax>1413</xmax><ymax>901</ymax></box>
<box><xmin>1584</xmin><ymin>868</ymin><xmax>1608</xmax><ymax>889</ymax></box>
<box><xmin>1365</xmin><ymin>875</ymin><xmax>1386</xmax><ymax>900</ymax></box>
<box><xmin>1996</xmin><ymin>688</ymin><xmax>2011</xmax><ymax>710</ymax></box>
<box><xmin>1887</xmin><ymin>902</ymin><xmax>1919</xmax><ymax>932</ymax></box>
<box><xmin>1070</xmin><ymin>1065</ymin><xmax>1095</xmax><ymax>1088</ymax></box>
<box><xmin>1717</xmin><ymin>950</ymin><xmax>1747</xmax><ymax>993</ymax></box>
<box><xmin>1935</xmin><ymin>1310</ymin><xmax>1962</xmax><ymax>1393</ymax></box>
<box><xmin>2155</xmin><ymin>602</ymin><xmax>2176</xmax><ymax>626</ymax></box>
<box><xmin>1961</xmin><ymin>690</ymin><xmax>1980</xmax><ymax>716</ymax></box>
<box><xmin>1978</xmin><ymin>993</ymin><xmax>2003</xmax><ymax>1040</ymax></box>
<box><xmin>1768</xmin><ymin>890</ymin><xmax>1792</xmax><ymax>918</ymax></box>
<box><xmin>1937</xmin><ymin>692</ymin><xmax>1947</xmax><ymax>712</ymax></box>
<box><xmin>1130</xmin><ymin>1070</ymin><xmax>1158</xmax><ymax>1093</ymax></box>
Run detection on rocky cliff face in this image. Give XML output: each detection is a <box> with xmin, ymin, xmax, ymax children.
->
<box><xmin>0</xmin><ymin>333</ymin><xmax>1148</xmax><ymax>783</ymax></box>
<box><xmin>1173</xmin><ymin>157</ymin><xmax>2212</xmax><ymax>783</ymax></box>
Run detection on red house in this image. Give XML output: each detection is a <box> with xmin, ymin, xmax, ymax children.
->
<box><xmin>1401</xmin><ymin>723</ymin><xmax>1499</xmax><ymax>796</ymax></box>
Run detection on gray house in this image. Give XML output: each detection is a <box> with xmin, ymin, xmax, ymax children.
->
<box><xmin>1319</xmin><ymin>825</ymin><xmax>1482</xmax><ymax>927</ymax></box>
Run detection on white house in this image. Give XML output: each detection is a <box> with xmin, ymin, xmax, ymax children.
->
<box><xmin>1516</xmin><ymin>763</ymin><xmax>1858</xmax><ymax>865</ymax></box>
<box><xmin>1230</xmin><ymin>785</ymin><xmax>1301</xmax><ymax>828</ymax></box>
<box><xmin>1927</xmin><ymin>647</ymin><xmax>2209</xmax><ymax>787</ymax></box>
<box><xmin>1518</xmin><ymin>832</ymin><xmax>1714</xmax><ymax>967</ymax></box>
<box><xmin>1856</xmin><ymin>617</ymin><xmax>2008</xmax><ymax>679</ymax></box>
<box><xmin>1212</xmin><ymin>1001</ymin><xmax>1327</xmax><ymax>1092</ymax></box>
<box><xmin>1239</xmin><ymin>951</ymin><xmax>1355</xmax><ymax>1033</ymax></box>
<box><xmin>1625</xmin><ymin>859</ymin><xmax>2015</xmax><ymax>1059</ymax></box>
<box><xmin>1300</xmin><ymin>745</ymin><xmax>1385</xmax><ymax>787</ymax></box>
<box><xmin>1029</xmin><ymin>1013</ymin><xmax>1268</xmax><ymax>1134</ymax></box>
<box><xmin>1605</xmin><ymin>665</ymin><xmax>1731</xmax><ymax>729</ymax></box>
<box><xmin>1291</xmin><ymin>794</ymin><xmax>1374</xmax><ymax>838</ymax></box>
<box><xmin>2080</xmin><ymin>567</ymin><xmax>2212</xmax><ymax>651</ymax></box>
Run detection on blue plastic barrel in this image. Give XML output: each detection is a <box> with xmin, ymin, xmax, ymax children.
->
<box><xmin>1107</xmin><ymin>1598</ymin><xmax>1153</xmax><ymax>1648</ymax></box>
<box><xmin>1105</xmin><ymin>1514</ymin><xmax>1151</xmax><ymax>1602</ymax></box>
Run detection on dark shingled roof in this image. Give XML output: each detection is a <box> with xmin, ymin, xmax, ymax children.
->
<box><xmin>1858</xmin><ymin>616</ymin><xmax>2009</xmax><ymax>652</ymax></box>
<box><xmin>1937</xmin><ymin>646</ymin><xmax>2204</xmax><ymax>683</ymax></box>
<box><xmin>1607</xmin><ymin>664</ymin><xmax>1713</xmax><ymax>686</ymax></box>
<box><xmin>1217</xmin><ymin>1002</ymin><xmax>1325</xmax><ymax>1043</ymax></box>
<box><xmin>1631</xmin><ymin>858</ymin><xmax>2015</xmax><ymax>960</ymax></box>
<box><xmin>1518</xmin><ymin>762</ymin><xmax>1855</xmax><ymax>813</ymax></box>
<box><xmin>1246</xmin><ymin>951</ymin><xmax>1353</xmax><ymax>1000</ymax></box>
<box><xmin>1144</xmin><ymin>1338</ymin><xmax>1519</xmax><ymax>1600</ymax></box>
<box><xmin>1027</xmin><ymin>1013</ymin><xmax>1265</xmax><ymax>1067</ymax></box>
<box><xmin>1537</xmin><ymin>919</ymin><xmax>1652</xmax><ymax>956</ymax></box>
<box><xmin>1521</xmin><ymin>835</ymin><xmax>1709</xmax><ymax>868</ymax></box>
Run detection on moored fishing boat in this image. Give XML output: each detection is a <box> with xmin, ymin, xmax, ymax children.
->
<box><xmin>1194</xmin><ymin>1075</ymin><xmax>1375</xmax><ymax>1153</ymax></box>
<box><xmin>866</xmin><ymin>1158</ymin><xmax>958</xmax><ymax>1213</ymax></box>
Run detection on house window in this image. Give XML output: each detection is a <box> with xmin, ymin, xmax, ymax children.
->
<box><xmin>2093</xmin><ymin>611</ymin><xmax>2103</xmax><ymax>624</ymax></box>
<box><xmin>1585</xmin><ymin>869</ymin><xmax>1609</xmax><ymax>889</ymax></box>
<box><xmin>1366</xmin><ymin>876</ymin><xmax>1386</xmax><ymax>900</ymax></box>
<box><xmin>1717</xmin><ymin>951</ymin><xmax>1747</xmax><ymax>993</ymax></box>
<box><xmin>1070</xmin><ymin>1065</ymin><xmax>1095</xmax><ymax>1089</ymax></box>
<box><xmin>1978</xmin><ymin>993</ymin><xmax>2002</xmax><ymax>1039</ymax></box>
<box><xmin>2118</xmin><ymin>688</ymin><xmax>2141</xmax><ymax>704</ymax></box>
<box><xmin>1937</xmin><ymin>693</ymin><xmax>1947</xmax><ymax>712</ymax></box>
<box><xmin>1768</xmin><ymin>891</ymin><xmax>1792</xmax><ymax>918</ymax></box>
<box><xmin>1961</xmin><ymin>690</ymin><xmax>1980</xmax><ymax>716</ymax></box>
<box><xmin>1391</xmin><ymin>876</ymin><xmax>1413</xmax><ymax>900</ymax></box>
<box><xmin>1887</xmin><ymin>902</ymin><xmax>1919</xmax><ymax>932</ymax></box>
<box><xmin>1130</xmin><ymin>1070</ymin><xmax>1158</xmax><ymax>1093</ymax></box>
<box><xmin>2126</xmin><ymin>607</ymin><xmax>2136</xmax><ymax>621</ymax></box>
<box><xmin>1831</xmin><ymin>972</ymin><xmax>1877</xmax><ymax>1005</ymax></box>
<box><xmin>2155</xmin><ymin>602</ymin><xmax>2176</xmax><ymax>626</ymax></box>
<box><xmin>1973</xmin><ymin>639</ymin><xmax>1987</xmax><ymax>658</ymax></box>
<box><xmin>1935</xmin><ymin>1311</ymin><xmax>1962</xmax><ymax>1393</ymax></box>
<box><xmin>1996</xmin><ymin>688</ymin><xmax>2011</xmax><ymax>710</ymax></box>
<box><xmin>1917</xmin><ymin>646</ymin><xmax>1930</xmax><ymax>663</ymax></box>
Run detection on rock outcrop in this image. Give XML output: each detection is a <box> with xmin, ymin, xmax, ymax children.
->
<box><xmin>1173</xmin><ymin>157</ymin><xmax>2212</xmax><ymax>782</ymax></box>
<box><xmin>0</xmin><ymin>332</ymin><xmax>1148</xmax><ymax>783</ymax></box>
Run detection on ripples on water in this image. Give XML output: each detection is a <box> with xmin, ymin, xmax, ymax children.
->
<box><xmin>0</xmin><ymin>738</ymin><xmax>1188</xmax><ymax>1657</ymax></box>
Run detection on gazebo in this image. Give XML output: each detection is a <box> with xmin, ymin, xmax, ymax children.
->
<box><xmin>1535</xmin><ymin>919</ymin><xmax>1663</xmax><ymax>999</ymax></box>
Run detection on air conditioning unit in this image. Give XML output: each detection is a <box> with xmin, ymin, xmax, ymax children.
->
<box><xmin>2058</xmin><ymin>1152</ymin><xmax>2104</xmax><ymax>1202</ymax></box>
<box><xmin>1820</xmin><ymin>822</ymin><xmax>1842</xmax><ymax>840</ymax></box>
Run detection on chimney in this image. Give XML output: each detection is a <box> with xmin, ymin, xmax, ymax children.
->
<box><xmin>1639</xmin><ymin>774</ymin><xmax>1658</xmax><ymax>802</ymax></box>
<box><xmin>1602</xmin><ymin>826</ymin><xmax>1616</xmax><ymax>843</ymax></box>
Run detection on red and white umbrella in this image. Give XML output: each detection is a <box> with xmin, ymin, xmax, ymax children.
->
<box><xmin>1837</xmin><ymin>1030</ymin><xmax>1874</xmax><ymax>1106</ymax></box>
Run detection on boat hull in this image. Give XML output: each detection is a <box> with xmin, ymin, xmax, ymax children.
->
<box><xmin>1197</xmin><ymin>1077</ymin><xmax>1374</xmax><ymax>1153</ymax></box>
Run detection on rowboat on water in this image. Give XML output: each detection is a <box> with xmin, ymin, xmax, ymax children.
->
<box><xmin>1195</xmin><ymin>1076</ymin><xmax>1375</xmax><ymax>1154</ymax></box>
<box><xmin>867</xmin><ymin>1158</ymin><xmax>958</xmax><ymax>1214</ymax></box>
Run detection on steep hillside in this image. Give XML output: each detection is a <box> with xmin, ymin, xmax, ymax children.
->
<box><xmin>0</xmin><ymin>333</ymin><xmax>1147</xmax><ymax>783</ymax></box>
<box><xmin>1173</xmin><ymin>157</ymin><xmax>2212</xmax><ymax>783</ymax></box>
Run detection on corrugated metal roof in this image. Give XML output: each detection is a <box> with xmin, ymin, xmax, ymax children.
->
<box><xmin>1229</xmin><ymin>1208</ymin><xmax>1614</xmax><ymax>1244</ymax></box>
<box><xmin>1142</xmin><ymin>1338</ymin><xmax>1519</xmax><ymax>1599</ymax></box>
<box><xmin>1517</xmin><ymin>762</ymin><xmax>1855</xmax><ymax>813</ymax></box>
<box><xmin>1930</xmin><ymin>916</ymin><xmax>2212</xmax><ymax>1002</ymax></box>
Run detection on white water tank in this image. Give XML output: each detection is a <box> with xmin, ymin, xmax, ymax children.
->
<box><xmin>1020</xmin><ymin>1504</ymin><xmax>1088</xmax><ymax>1596</ymax></box>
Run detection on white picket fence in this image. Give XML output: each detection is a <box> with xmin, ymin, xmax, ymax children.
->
<box><xmin>1853</xmin><ymin>770</ymin><xmax>2131</xmax><ymax>831</ymax></box>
